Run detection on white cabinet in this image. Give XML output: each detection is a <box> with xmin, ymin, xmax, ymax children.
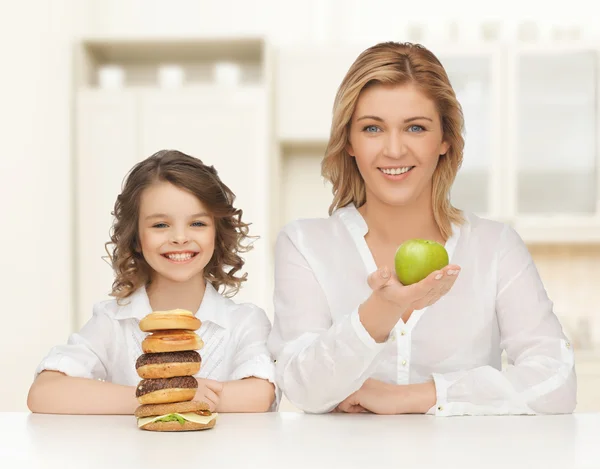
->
<box><xmin>508</xmin><ymin>46</ymin><xmax>600</xmax><ymax>242</ymax></box>
<box><xmin>75</xmin><ymin>87</ymin><xmax>271</xmax><ymax>327</ymax></box>
<box><xmin>438</xmin><ymin>49</ymin><xmax>503</xmax><ymax>219</ymax></box>
<box><xmin>514</xmin><ymin>50</ymin><xmax>597</xmax><ymax>215</ymax></box>
<box><xmin>275</xmin><ymin>46</ymin><xmax>365</xmax><ymax>143</ymax></box>
<box><xmin>279</xmin><ymin>143</ymin><xmax>332</xmax><ymax>227</ymax></box>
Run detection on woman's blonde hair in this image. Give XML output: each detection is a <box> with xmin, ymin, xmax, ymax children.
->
<box><xmin>105</xmin><ymin>149</ymin><xmax>253</xmax><ymax>301</ymax></box>
<box><xmin>322</xmin><ymin>41</ymin><xmax>465</xmax><ymax>240</ymax></box>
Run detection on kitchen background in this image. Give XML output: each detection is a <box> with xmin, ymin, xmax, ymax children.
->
<box><xmin>2</xmin><ymin>0</ymin><xmax>600</xmax><ymax>413</ymax></box>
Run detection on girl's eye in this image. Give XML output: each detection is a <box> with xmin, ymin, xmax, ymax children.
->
<box><xmin>191</xmin><ymin>221</ymin><xmax>206</xmax><ymax>227</ymax></box>
<box><xmin>408</xmin><ymin>125</ymin><xmax>425</xmax><ymax>132</ymax></box>
<box><xmin>152</xmin><ymin>223</ymin><xmax>168</xmax><ymax>228</ymax></box>
<box><xmin>362</xmin><ymin>125</ymin><xmax>381</xmax><ymax>133</ymax></box>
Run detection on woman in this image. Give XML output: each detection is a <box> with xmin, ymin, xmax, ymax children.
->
<box><xmin>267</xmin><ymin>42</ymin><xmax>576</xmax><ymax>416</ymax></box>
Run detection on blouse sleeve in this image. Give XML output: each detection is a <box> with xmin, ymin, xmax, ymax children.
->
<box><xmin>34</xmin><ymin>304</ymin><xmax>114</xmax><ymax>381</ymax></box>
<box><xmin>430</xmin><ymin>225</ymin><xmax>576</xmax><ymax>416</ymax></box>
<box><xmin>267</xmin><ymin>227</ymin><xmax>388</xmax><ymax>413</ymax></box>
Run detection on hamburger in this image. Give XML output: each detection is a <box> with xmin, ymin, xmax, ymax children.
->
<box><xmin>136</xmin><ymin>376</ymin><xmax>199</xmax><ymax>405</ymax></box>
<box><xmin>135</xmin><ymin>308</ymin><xmax>217</xmax><ymax>431</ymax></box>
<box><xmin>136</xmin><ymin>350</ymin><xmax>201</xmax><ymax>379</ymax></box>
<box><xmin>135</xmin><ymin>400</ymin><xmax>217</xmax><ymax>432</ymax></box>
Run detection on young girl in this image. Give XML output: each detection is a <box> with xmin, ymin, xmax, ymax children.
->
<box><xmin>267</xmin><ymin>42</ymin><xmax>576</xmax><ymax>416</ymax></box>
<box><xmin>28</xmin><ymin>149</ymin><xmax>277</xmax><ymax>414</ymax></box>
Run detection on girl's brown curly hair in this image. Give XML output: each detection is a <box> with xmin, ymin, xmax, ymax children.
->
<box><xmin>105</xmin><ymin>149</ymin><xmax>254</xmax><ymax>301</ymax></box>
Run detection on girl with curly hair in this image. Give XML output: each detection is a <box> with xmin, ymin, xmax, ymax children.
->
<box><xmin>28</xmin><ymin>150</ymin><xmax>277</xmax><ymax>414</ymax></box>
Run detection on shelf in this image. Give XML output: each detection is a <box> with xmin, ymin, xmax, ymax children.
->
<box><xmin>82</xmin><ymin>36</ymin><xmax>265</xmax><ymax>62</ymax></box>
<box><xmin>280</xmin><ymin>139</ymin><xmax>328</xmax><ymax>152</ymax></box>
<box><xmin>75</xmin><ymin>36</ymin><xmax>266</xmax><ymax>89</ymax></box>
<box><xmin>514</xmin><ymin>217</ymin><xmax>600</xmax><ymax>244</ymax></box>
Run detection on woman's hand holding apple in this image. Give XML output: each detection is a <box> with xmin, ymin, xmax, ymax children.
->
<box><xmin>358</xmin><ymin>239</ymin><xmax>460</xmax><ymax>342</ymax></box>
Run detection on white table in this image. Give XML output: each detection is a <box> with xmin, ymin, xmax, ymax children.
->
<box><xmin>2</xmin><ymin>412</ymin><xmax>599</xmax><ymax>469</ymax></box>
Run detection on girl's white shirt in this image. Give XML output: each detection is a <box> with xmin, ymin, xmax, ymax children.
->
<box><xmin>35</xmin><ymin>282</ymin><xmax>279</xmax><ymax>410</ymax></box>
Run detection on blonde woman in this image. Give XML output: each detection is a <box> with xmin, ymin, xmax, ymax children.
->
<box><xmin>267</xmin><ymin>42</ymin><xmax>576</xmax><ymax>416</ymax></box>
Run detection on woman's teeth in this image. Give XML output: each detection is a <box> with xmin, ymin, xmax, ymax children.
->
<box><xmin>380</xmin><ymin>166</ymin><xmax>413</xmax><ymax>175</ymax></box>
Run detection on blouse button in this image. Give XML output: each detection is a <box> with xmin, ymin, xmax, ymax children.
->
<box><xmin>401</xmin><ymin>360</ymin><xmax>407</xmax><ymax>366</ymax></box>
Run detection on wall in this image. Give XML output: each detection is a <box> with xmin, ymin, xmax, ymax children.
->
<box><xmin>0</xmin><ymin>0</ymin><xmax>85</xmax><ymax>411</ymax></box>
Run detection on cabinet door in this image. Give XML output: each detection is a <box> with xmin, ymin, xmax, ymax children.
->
<box><xmin>138</xmin><ymin>86</ymin><xmax>271</xmax><ymax>313</ymax></box>
<box><xmin>438</xmin><ymin>52</ymin><xmax>500</xmax><ymax>218</ymax></box>
<box><xmin>276</xmin><ymin>46</ymin><xmax>362</xmax><ymax>142</ymax></box>
<box><xmin>280</xmin><ymin>143</ymin><xmax>332</xmax><ymax>227</ymax></box>
<box><xmin>514</xmin><ymin>49</ymin><xmax>598</xmax><ymax>216</ymax></box>
<box><xmin>75</xmin><ymin>90</ymin><xmax>138</xmax><ymax>328</ymax></box>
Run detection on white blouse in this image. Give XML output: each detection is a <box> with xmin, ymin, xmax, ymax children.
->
<box><xmin>267</xmin><ymin>204</ymin><xmax>576</xmax><ymax>416</ymax></box>
<box><xmin>35</xmin><ymin>282</ymin><xmax>279</xmax><ymax>410</ymax></box>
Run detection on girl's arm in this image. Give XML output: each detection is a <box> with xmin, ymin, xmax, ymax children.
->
<box><xmin>28</xmin><ymin>305</ymin><xmax>121</xmax><ymax>414</ymax></box>
<box><xmin>27</xmin><ymin>371</ymin><xmax>138</xmax><ymax>415</ymax></box>
<box><xmin>218</xmin><ymin>378</ymin><xmax>275</xmax><ymax>413</ymax></box>
<box><xmin>217</xmin><ymin>305</ymin><xmax>278</xmax><ymax>412</ymax></box>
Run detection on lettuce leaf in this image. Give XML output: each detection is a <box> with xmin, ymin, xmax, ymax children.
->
<box><xmin>154</xmin><ymin>413</ymin><xmax>186</xmax><ymax>425</ymax></box>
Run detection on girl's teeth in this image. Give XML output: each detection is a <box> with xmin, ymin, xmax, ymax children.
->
<box><xmin>166</xmin><ymin>253</ymin><xmax>193</xmax><ymax>261</ymax></box>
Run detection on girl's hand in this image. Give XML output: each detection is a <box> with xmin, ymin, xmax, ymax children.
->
<box><xmin>194</xmin><ymin>378</ymin><xmax>223</xmax><ymax>412</ymax></box>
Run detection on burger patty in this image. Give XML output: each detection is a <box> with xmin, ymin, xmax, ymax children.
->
<box><xmin>136</xmin><ymin>376</ymin><xmax>198</xmax><ymax>397</ymax></box>
<box><xmin>135</xmin><ymin>350</ymin><xmax>201</xmax><ymax>369</ymax></box>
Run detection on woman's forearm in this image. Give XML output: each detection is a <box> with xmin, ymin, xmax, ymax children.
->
<box><xmin>217</xmin><ymin>378</ymin><xmax>275</xmax><ymax>413</ymax></box>
<box><xmin>358</xmin><ymin>292</ymin><xmax>407</xmax><ymax>343</ymax></box>
<box><xmin>397</xmin><ymin>382</ymin><xmax>437</xmax><ymax>414</ymax></box>
<box><xmin>27</xmin><ymin>371</ymin><xmax>139</xmax><ymax>415</ymax></box>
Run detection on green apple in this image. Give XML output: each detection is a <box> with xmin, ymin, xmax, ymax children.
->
<box><xmin>394</xmin><ymin>239</ymin><xmax>449</xmax><ymax>285</ymax></box>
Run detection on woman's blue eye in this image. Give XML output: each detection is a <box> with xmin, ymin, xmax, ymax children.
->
<box><xmin>363</xmin><ymin>125</ymin><xmax>381</xmax><ymax>133</ymax></box>
<box><xmin>152</xmin><ymin>223</ymin><xmax>168</xmax><ymax>228</ymax></box>
<box><xmin>191</xmin><ymin>221</ymin><xmax>206</xmax><ymax>227</ymax></box>
<box><xmin>408</xmin><ymin>125</ymin><xmax>424</xmax><ymax>132</ymax></box>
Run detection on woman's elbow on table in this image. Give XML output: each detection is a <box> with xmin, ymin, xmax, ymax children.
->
<box><xmin>530</xmin><ymin>371</ymin><xmax>577</xmax><ymax>415</ymax></box>
<box><xmin>282</xmin><ymin>383</ymin><xmax>338</xmax><ymax>414</ymax></box>
<box><xmin>274</xmin><ymin>353</ymin><xmax>344</xmax><ymax>413</ymax></box>
<box><xmin>289</xmin><ymin>396</ymin><xmax>337</xmax><ymax>414</ymax></box>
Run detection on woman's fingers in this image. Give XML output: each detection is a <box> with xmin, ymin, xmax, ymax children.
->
<box><xmin>367</xmin><ymin>266</ymin><xmax>392</xmax><ymax>291</ymax></box>
<box><xmin>402</xmin><ymin>265</ymin><xmax>461</xmax><ymax>309</ymax></box>
<box><xmin>370</xmin><ymin>263</ymin><xmax>461</xmax><ymax>310</ymax></box>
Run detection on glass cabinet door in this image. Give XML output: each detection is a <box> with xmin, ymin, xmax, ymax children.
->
<box><xmin>440</xmin><ymin>53</ymin><xmax>496</xmax><ymax>216</ymax></box>
<box><xmin>515</xmin><ymin>50</ymin><xmax>598</xmax><ymax>215</ymax></box>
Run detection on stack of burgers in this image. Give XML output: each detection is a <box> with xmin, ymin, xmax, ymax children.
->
<box><xmin>134</xmin><ymin>309</ymin><xmax>218</xmax><ymax>432</ymax></box>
